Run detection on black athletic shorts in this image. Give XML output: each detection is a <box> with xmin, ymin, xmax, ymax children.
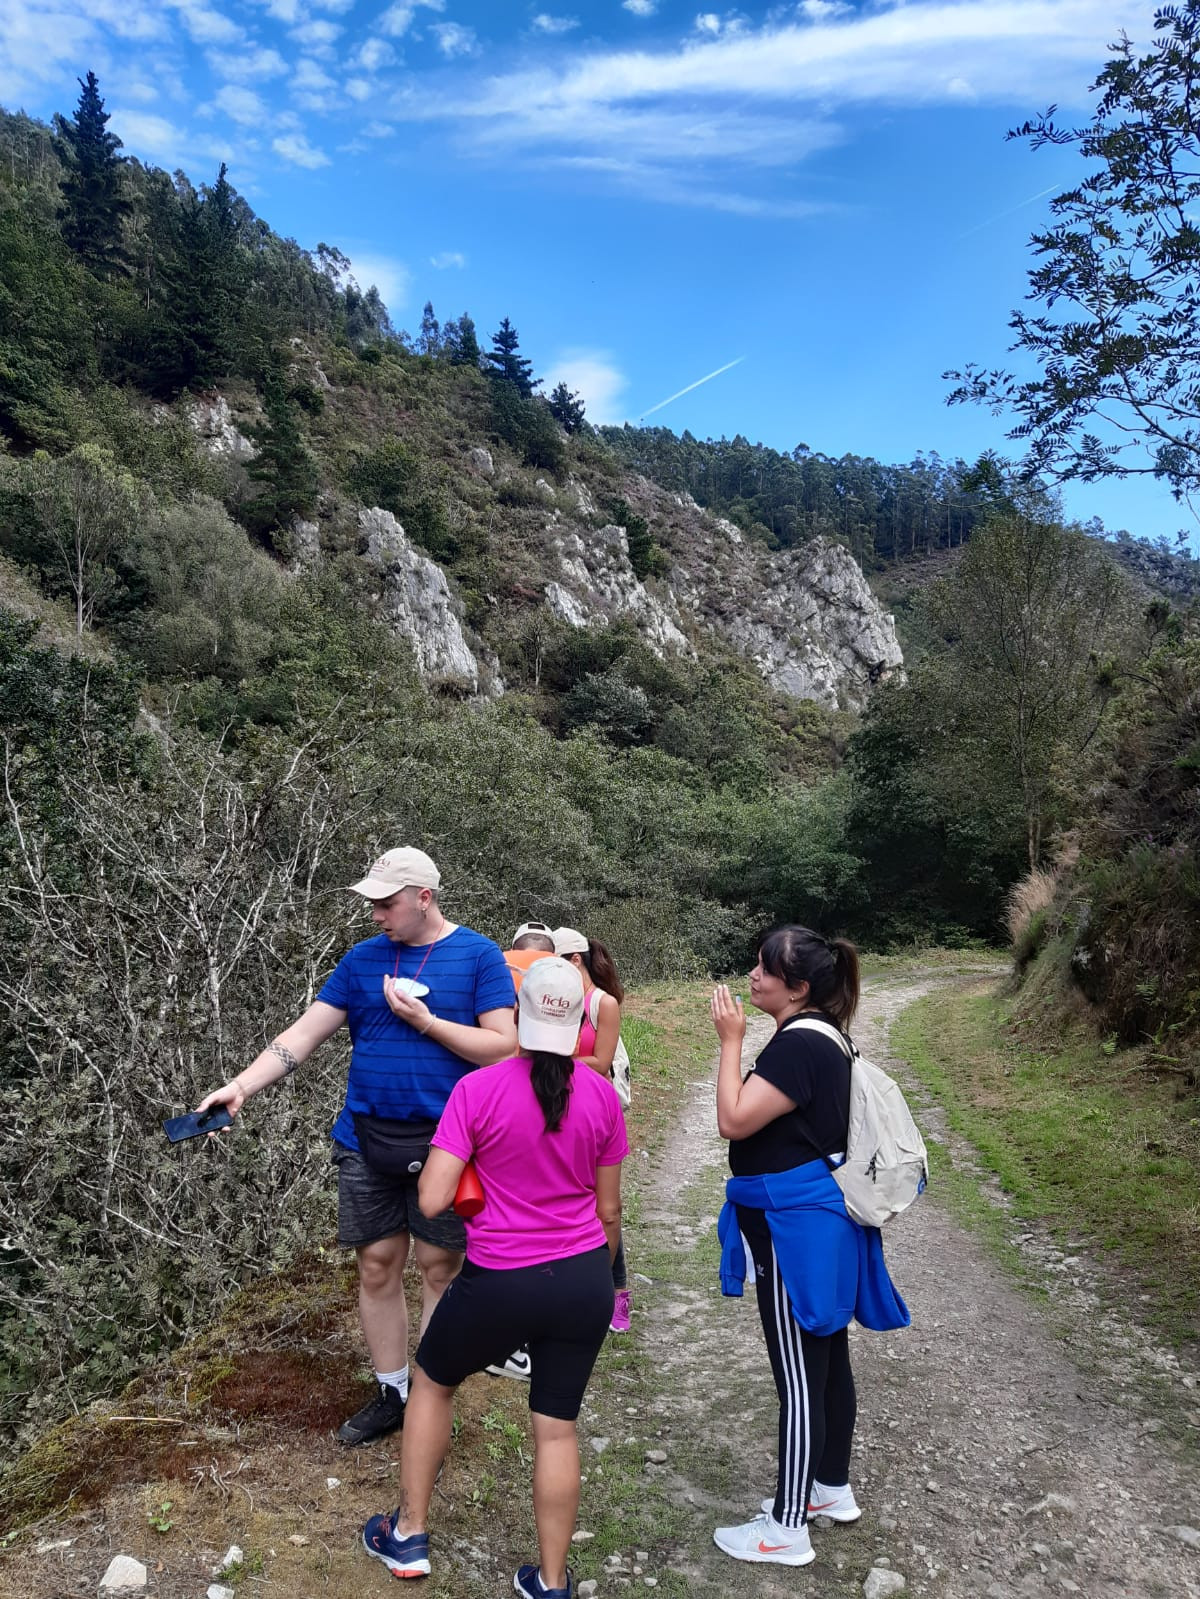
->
<box><xmin>416</xmin><ymin>1244</ymin><xmax>612</xmax><ymax>1420</ymax></box>
<box><xmin>331</xmin><ymin>1144</ymin><xmax>467</xmax><ymax>1253</ymax></box>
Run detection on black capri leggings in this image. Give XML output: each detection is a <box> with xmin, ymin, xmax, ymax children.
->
<box><xmin>416</xmin><ymin>1244</ymin><xmax>612</xmax><ymax>1421</ymax></box>
<box><xmin>736</xmin><ymin>1204</ymin><xmax>857</xmax><ymax>1529</ymax></box>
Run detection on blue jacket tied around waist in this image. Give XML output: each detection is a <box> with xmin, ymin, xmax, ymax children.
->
<box><xmin>719</xmin><ymin>1159</ymin><xmax>910</xmax><ymax>1336</ymax></box>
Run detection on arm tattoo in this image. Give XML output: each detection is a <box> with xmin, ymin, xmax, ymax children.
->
<box><xmin>268</xmin><ymin>1040</ymin><xmax>300</xmax><ymax>1077</ymax></box>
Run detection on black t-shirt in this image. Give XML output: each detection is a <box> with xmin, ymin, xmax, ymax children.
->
<box><xmin>728</xmin><ymin>1012</ymin><xmax>852</xmax><ymax>1178</ymax></box>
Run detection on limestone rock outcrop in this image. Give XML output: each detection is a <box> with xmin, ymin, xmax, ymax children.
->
<box><xmin>187</xmin><ymin>397</ymin><xmax>256</xmax><ymax>462</ymax></box>
<box><xmin>358</xmin><ymin>508</ymin><xmax>499</xmax><ymax>694</ymax></box>
<box><xmin>547</xmin><ymin>524</ymin><xmax>689</xmax><ymax>658</ymax></box>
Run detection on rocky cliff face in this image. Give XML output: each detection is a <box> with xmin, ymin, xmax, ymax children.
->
<box><xmin>357</xmin><ymin>508</ymin><xmax>501</xmax><ymax>695</ymax></box>
<box><xmin>529</xmin><ymin>474</ymin><xmax>903</xmax><ymax>712</ymax></box>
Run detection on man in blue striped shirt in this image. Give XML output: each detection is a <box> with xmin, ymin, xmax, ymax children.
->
<box><xmin>198</xmin><ymin>846</ymin><xmax>516</xmax><ymax>1445</ymax></box>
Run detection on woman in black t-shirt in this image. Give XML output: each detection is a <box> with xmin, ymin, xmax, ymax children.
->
<box><xmin>710</xmin><ymin>925</ymin><xmax>864</xmax><ymax>1570</ymax></box>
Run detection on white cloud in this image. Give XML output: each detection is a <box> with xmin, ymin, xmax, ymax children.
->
<box><xmin>797</xmin><ymin>0</ymin><xmax>850</xmax><ymax>18</ymax></box>
<box><xmin>292</xmin><ymin>56</ymin><xmax>337</xmax><ymax>107</ymax></box>
<box><xmin>694</xmin><ymin>9</ymin><xmax>746</xmax><ymax>35</ymax></box>
<box><xmin>344</xmin><ymin>76</ymin><xmax>373</xmax><ymax>100</ymax></box>
<box><xmin>431</xmin><ymin>21</ymin><xmax>477</xmax><ymax>56</ymax></box>
<box><xmin>355</xmin><ymin>35</ymin><xmax>395</xmax><ymax>70</ymax></box>
<box><xmin>622</xmin><ymin>0</ymin><xmax>657</xmax><ymax>14</ymax></box>
<box><xmin>122</xmin><ymin>80</ymin><xmax>160</xmax><ymax>103</ymax></box>
<box><xmin>108</xmin><ymin>110</ymin><xmax>186</xmax><ymax>164</ymax></box>
<box><xmin>246</xmin><ymin>0</ymin><xmax>302</xmax><ymax>19</ymax></box>
<box><xmin>542</xmin><ymin>349</ymin><xmax>628</xmax><ymax>426</ymax></box>
<box><xmin>343</xmin><ymin>250</ymin><xmax>411</xmax><ymax>312</ymax></box>
<box><xmin>365</xmin><ymin>119</ymin><xmax>395</xmax><ymax>136</ymax></box>
<box><xmin>430</xmin><ymin>250</ymin><xmax>466</xmax><ymax>268</ymax></box>
<box><xmin>378</xmin><ymin>0</ymin><xmax>444</xmax><ymax>37</ymax></box>
<box><xmin>290</xmin><ymin>17</ymin><xmax>343</xmax><ymax>52</ymax></box>
<box><xmin>215</xmin><ymin>84</ymin><xmax>267</xmax><ymax>123</ymax></box>
<box><xmin>273</xmin><ymin>132</ymin><xmax>332</xmax><ymax>167</ymax></box>
<box><xmin>532</xmin><ymin>12</ymin><xmax>579</xmax><ymax>32</ymax></box>
<box><xmin>209</xmin><ymin>45</ymin><xmax>288</xmax><ymax>79</ymax></box>
<box><xmin>168</xmin><ymin>0</ymin><xmax>242</xmax><ymax>45</ymax></box>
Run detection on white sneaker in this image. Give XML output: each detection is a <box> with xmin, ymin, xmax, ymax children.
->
<box><xmin>713</xmin><ymin>1513</ymin><xmax>815</xmax><ymax>1566</ymax></box>
<box><xmin>486</xmin><ymin>1348</ymin><xmax>532</xmax><ymax>1381</ymax></box>
<box><xmin>760</xmin><ymin>1481</ymin><xmax>862</xmax><ymax>1523</ymax></box>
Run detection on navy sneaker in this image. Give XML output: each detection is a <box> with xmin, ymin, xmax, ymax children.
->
<box><xmin>513</xmin><ymin>1563</ymin><xmax>573</xmax><ymax>1598</ymax></box>
<box><xmin>362</xmin><ymin>1511</ymin><xmax>430</xmax><ymax>1578</ymax></box>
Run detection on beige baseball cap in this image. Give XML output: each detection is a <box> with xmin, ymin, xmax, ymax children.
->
<box><xmin>349</xmin><ymin>846</ymin><xmax>441</xmax><ymax>899</ymax></box>
<box><xmin>552</xmin><ymin>925</ymin><xmax>589</xmax><ymax>956</ymax></box>
<box><xmin>518</xmin><ymin>957</ymin><xmax>585</xmax><ymax>1053</ymax></box>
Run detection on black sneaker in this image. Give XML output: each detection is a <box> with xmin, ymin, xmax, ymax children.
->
<box><xmin>337</xmin><ymin>1382</ymin><xmax>406</xmax><ymax>1446</ymax></box>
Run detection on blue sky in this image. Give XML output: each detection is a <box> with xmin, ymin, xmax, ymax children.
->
<box><xmin>2</xmin><ymin>0</ymin><xmax>1190</xmax><ymax>544</ymax></box>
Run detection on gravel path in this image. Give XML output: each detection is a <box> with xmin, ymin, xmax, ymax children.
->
<box><xmin>629</xmin><ymin>970</ymin><xmax>1200</xmax><ymax>1599</ymax></box>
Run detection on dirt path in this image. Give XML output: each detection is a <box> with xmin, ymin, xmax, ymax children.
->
<box><xmin>619</xmin><ymin>969</ymin><xmax>1200</xmax><ymax>1599</ymax></box>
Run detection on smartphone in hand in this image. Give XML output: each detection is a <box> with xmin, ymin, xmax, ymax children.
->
<box><xmin>162</xmin><ymin>1105</ymin><xmax>234</xmax><ymax>1143</ymax></box>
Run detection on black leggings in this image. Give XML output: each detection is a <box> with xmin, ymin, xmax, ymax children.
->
<box><xmin>736</xmin><ymin>1205</ymin><xmax>857</xmax><ymax>1529</ymax></box>
<box><xmin>416</xmin><ymin>1245</ymin><xmax>612</xmax><ymax>1420</ymax></box>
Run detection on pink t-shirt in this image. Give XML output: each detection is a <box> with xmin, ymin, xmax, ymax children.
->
<box><xmin>432</xmin><ymin>1055</ymin><xmax>628</xmax><ymax>1270</ymax></box>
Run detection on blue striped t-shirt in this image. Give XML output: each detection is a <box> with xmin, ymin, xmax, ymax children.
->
<box><xmin>319</xmin><ymin>927</ymin><xmax>515</xmax><ymax>1149</ymax></box>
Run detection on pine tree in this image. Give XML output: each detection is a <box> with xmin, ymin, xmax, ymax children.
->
<box><xmin>444</xmin><ymin>312</ymin><xmax>481</xmax><ymax>367</ymax></box>
<box><xmin>52</xmin><ymin>72</ymin><xmax>129</xmax><ymax>276</ymax></box>
<box><xmin>549</xmin><ymin>381</ymin><xmax>586</xmax><ymax>434</ymax></box>
<box><xmin>486</xmin><ymin>317</ymin><xmax>538</xmax><ymax>396</ymax></box>
<box><xmin>247</xmin><ymin>367</ymin><xmax>319</xmax><ymax>541</ymax></box>
<box><xmin>417</xmin><ymin>300</ymin><xmax>441</xmax><ymax>356</ymax></box>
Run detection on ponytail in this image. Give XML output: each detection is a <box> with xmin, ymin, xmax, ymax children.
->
<box><xmin>758</xmin><ymin>925</ymin><xmax>861</xmax><ymax>1029</ymax></box>
<box><xmin>579</xmin><ymin>938</ymin><xmax>625</xmax><ymax>1004</ymax></box>
<box><xmin>528</xmin><ymin>1048</ymin><xmax>575</xmax><ymax>1132</ymax></box>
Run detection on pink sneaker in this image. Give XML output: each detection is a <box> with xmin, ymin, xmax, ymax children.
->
<box><xmin>610</xmin><ymin>1288</ymin><xmax>632</xmax><ymax>1332</ymax></box>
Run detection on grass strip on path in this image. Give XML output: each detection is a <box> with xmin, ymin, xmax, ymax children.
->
<box><xmin>893</xmin><ymin>982</ymin><xmax>1200</xmax><ymax>1344</ymax></box>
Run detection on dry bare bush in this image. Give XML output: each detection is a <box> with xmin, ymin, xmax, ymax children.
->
<box><xmin>0</xmin><ymin>724</ymin><xmax>374</xmax><ymax>1454</ymax></box>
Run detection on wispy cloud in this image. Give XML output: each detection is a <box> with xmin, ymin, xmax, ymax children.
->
<box><xmin>543</xmin><ymin>348</ymin><xmax>628</xmax><ymax>425</ymax></box>
<box><xmin>354</xmin><ymin>36</ymin><xmax>396</xmax><ymax>71</ymax></box>
<box><xmin>431</xmin><ymin>21</ymin><xmax>478</xmax><ymax>56</ymax></box>
<box><xmin>378</xmin><ymin>0</ymin><xmax>444</xmax><ymax>37</ymax></box>
<box><xmin>532</xmin><ymin>12</ymin><xmax>579</xmax><ymax>32</ymax></box>
<box><xmin>214</xmin><ymin>84</ymin><xmax>268</xmax><ymax>124</ymax></box>
<box><xmin>289</xmin><ymin>17</ymin><xmax>342</xmax><ymax>53</ymax></box>
<box><xmin>167</xmin><ymin>0</ymin><xmax>242</xmax><ymax>46</ymax></box>
<box><xmin>209</xmin><ymin>44</ymin><xmax>287</xmax><ymax>80</ymax></box>
<box><xmin>389</xmin><ymin>0</ymin><xmax>1151</xmax><ymax>213</ymax></box>
<box><xmin>622</xmin><ymin>0</ymin><xmax>657</xmax><ymax>14</ymax></box>
<box><xmin>430</xmin><ymin>250</ymin><xmax>467</xmax><ymax>268</ymax></box>
<box><xmin>273</xmin><ymin>131</ymin><xmax>331</xmax><ymax>167</ymax></box>
<box><xmin>343</xmin><ymin>250</ymin><xmax>412</xmax><ymax>313</ymax></box>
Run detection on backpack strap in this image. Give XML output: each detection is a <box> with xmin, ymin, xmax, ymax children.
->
<box><xmin>782</xmin><ymin>1016</ymin><xmax>856</xmax><ymax>1058</ymax></box>
<box><xmin>780</xmin><ymin>1016</ymin><xmax>854</xmax><ymax>1173</ymax></box>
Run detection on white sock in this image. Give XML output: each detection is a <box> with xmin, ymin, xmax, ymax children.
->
<box><xmin>375</xmin><ymin>1365</ymin><xmax>409</xmax><ymax>1400</ymax></box>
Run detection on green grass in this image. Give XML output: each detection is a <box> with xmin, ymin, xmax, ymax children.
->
<box><xmin>894</xmin><ymin>983</ymin><xmax>1200</xmax><ymax>1342</ymax></box>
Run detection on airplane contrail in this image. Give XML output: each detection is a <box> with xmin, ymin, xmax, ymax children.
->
<box><xmin>638</xmin><ymin>357</ymin><xmax>745</xmax><ymax>420</ymax></box>
<box><xmin>955</xmin><ymin>183</ymin><xmax>1061</xmax><ymax>241</ymax></box>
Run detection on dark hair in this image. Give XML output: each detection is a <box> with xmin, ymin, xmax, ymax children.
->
<box><xmin>528</xmin><ymin>1048</ymin><xmax>576</xmax><ymax>1132</ymax></box>
<box><xmin>576</xmin><ymin>937</ymin><xmax>625</xmax><ymax>1004</ymax></box>
<box><xmin>513</xmin><ymin>933</ymin><xmax>555</xmax><ymax>952</ymax></box>
<box><xmin>758</xmin><ymin>925</ymin><xmax>861</xmax><ymax>1028</ymax></box>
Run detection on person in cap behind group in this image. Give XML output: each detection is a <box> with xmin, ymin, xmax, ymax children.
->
<box><xmin>553</xmin><ymin>927</ymin><xmax>632</xmax><ymax>1333</ymax></box>
<box><xmin>362</xmin><ymin>956</ymin><xmax>626</xmax><ymax>1599</ymax></box>
<box><xmin>486</xmin><ymin>919</ymin><xmax>560</xmax><ymax>1384</ymax></box>
<box><xmin>196</xmin><ymin>847</ymin><xmax>517</xmax><ymax>1447</ymax></box>
<box><xmin>504</xmin><ymin>920</ymin><xmax>557</xmax><ymax>992</ymax></box>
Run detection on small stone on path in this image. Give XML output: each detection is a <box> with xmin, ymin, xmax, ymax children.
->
<box><xmin>590</xmin><ymin>1436</ymin><xmax>610</xmax><ymax>1453</ymax></box>
<box><xmin>864</xmin><ymin>1569</ymin><xmax>906</xmax><ymax>1599</ymax></box>
<box><xmin>99</xmin><ymin>1556</ymin><xmax>147</xmax><ymax>1594</ymax></box>
<box><xmin>326</xmin><ymin>1477</ymin><xmax>340</xmax><ymax>1489</ymax></box>
<box><xmin>1028</xmin><ymin>1493</ymin><xmax>1075</xmax><ymax>1515</ymax></box>
<box><xmin>213</xmin><ymin>1545</ymin><xmax>243</xmax><ymax>1575</ymax></box>
<box><xmin>287</xmin><ymin>1534</ymin><xmax>310</xmax><ymax>1546</ymax></box>
<box><xmin>578</xmin><ymin>1584</ymin><xmax>598</xmax><ymax>1599</ymax></box>
<box><xmin>1169</xmin><ymin>1525</ymin><xmax>1200</xmax><ymax>1549</ymax></box>
<box><xmin>644</xmin><ymin>1448</ymin><xmax>668</xmax><ymax>1464</ymax></box>
<box><xmin>207</xmin><ymin>1588</ymin><xmax>236</xmax><ymax>1599</ymax></box>
<box><xmin>571</xmin><ymin>1530</ymin><xmax>595</xmax><ymax>1543</ymax></box>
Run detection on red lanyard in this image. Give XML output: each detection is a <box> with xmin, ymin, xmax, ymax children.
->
<box><xmin>393</xmin><ymin>935</ymin><xmax>437</xmax><ymax>986</ymax></box>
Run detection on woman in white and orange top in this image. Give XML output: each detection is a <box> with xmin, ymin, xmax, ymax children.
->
<box><xmin>553</xmin><ymin>927</ymin><xmax>630</xmax><ymax>1331</ymax></box>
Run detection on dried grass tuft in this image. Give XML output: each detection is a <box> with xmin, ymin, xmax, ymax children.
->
<box><xmin>1004</xmin><ymin>867</ymin><xmax>1059</xmax><ymax>950</ymax></box>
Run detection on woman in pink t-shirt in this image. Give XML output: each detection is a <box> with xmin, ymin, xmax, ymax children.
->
<box><xmin>362</xmin><ymin>957</ymin><xmax>627</xmax><ymax>1599</ymax></box>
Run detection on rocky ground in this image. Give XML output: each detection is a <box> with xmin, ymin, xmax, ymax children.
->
<box><xmin>7</xmin><ymin>967</ymin><xmax>1199</xmax><ymax>1598</ymax></box>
